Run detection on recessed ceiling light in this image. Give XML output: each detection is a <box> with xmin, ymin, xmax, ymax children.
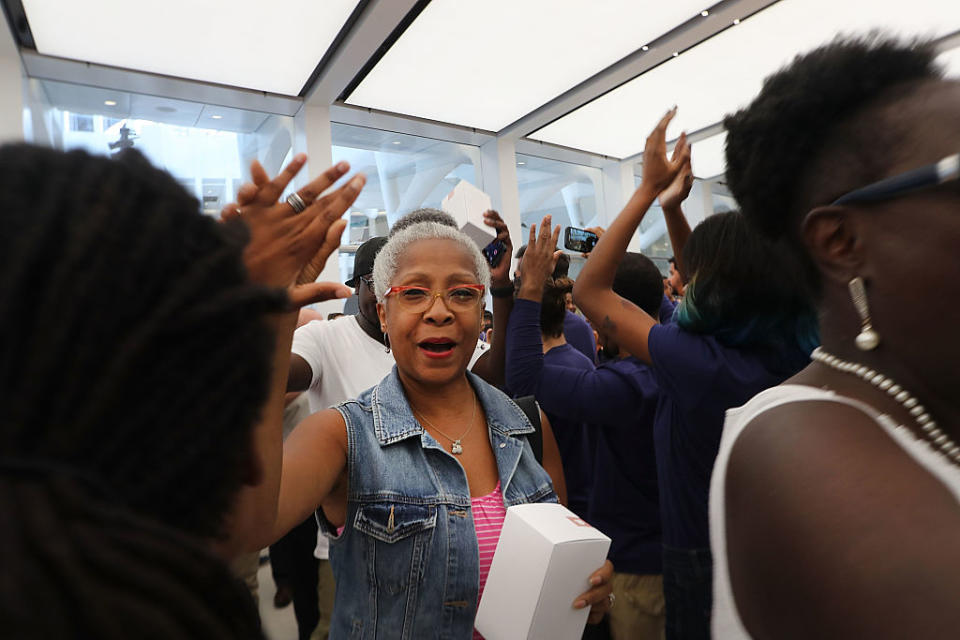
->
<box><xmin>391</xmin><ymin>140</ymin><xmax>402</xmax><ymax>145</ymax></box>
<box><xmin>672</xmin><ymin>51</ymin><xmax>680</xmax><ymax>57</ymax></box>
<box><xmin>700</xmin><ymin>10</ymin><xmax>709</xmax><ymax>17</ymax></box>
<box><xmin>517</xmin><ymin>161</ymin><xmax>526</xmax><ymax>165</ymax></box>
<box><xmin>733</xmin><ymin>18</ymin><xmax>741</xmax><ymax>25</ymax></box>
<box><xmin>344</xmin><ymin>0</ymin><xmax>709</xmax><ymax>131</ymax></box>
<box><xmin>103</xmin><ymin>99</ymin><xmax>117</xmax><ymax>106</ymax></box>
<box><xmin>211</xmin><ymin>114</ymin><xmax>223</xmax><ymax>119</ymax></box>
<box><xmin>156</xmin><ymin>106</ymin><xmax>176</xmax><ymax>113</ymax></box>
<box><xmin>21</xmin><ymin>0</ymin><xmax>364</xmax><ymax>95</ymax></box>
<box><xmin>642</xmin><ymin>45</ymin><xmax>650</xmax><ymax>51</ymax></box>
<box><xmin>529</xmin><ymin>0</ymin><xmax>960</xmax><ymax>159</ymax></box>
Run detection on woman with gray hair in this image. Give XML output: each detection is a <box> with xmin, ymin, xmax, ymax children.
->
<box><xmin>258</xmin><ymin>219</ymin><xmax>613</xmax><ymax>639</ymax></box>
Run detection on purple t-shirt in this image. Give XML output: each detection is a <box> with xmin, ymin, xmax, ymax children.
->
<box><xmin>505</xmin><ymin>299</ymin><xmax>662</xmax><ymax>575</ymax></box>
<box><xmin>542</xmin><ymin>343</ymin><xmax>598</xmax><ymax>519</ymax></box>
<box><xmin>647</xmin><ymin>322</ymin><xmax>808</xmax><ymax>549</ymax></box>
<box><xmin>563</xmin><ymin>311</ymin><xmax>597</xmax><ymax>364</ymax></box>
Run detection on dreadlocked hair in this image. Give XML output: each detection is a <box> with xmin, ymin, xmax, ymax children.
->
<box><xmin>724</xmin><ymin>34</ymin><xmax>941</xmax><ymax>297</ymax></box>
<box><xmin>0</xmin><ymin>144</ymin><xmax>287</xmax><ymax>540</ymax></box>
<box><xmin>540</xmin><ymin>277</ymin><xmax>574</xmax><ymax>338</ymax></box>
<box><xmin>0</xmin><ymin>464</ymin><xmax>263</xmax><ymax>639</ymax></box>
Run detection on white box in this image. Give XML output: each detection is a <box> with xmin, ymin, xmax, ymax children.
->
<box><xmin>440</xmin><ymin>179</ymin><xmax>496</xmax><ymax>248</ymax></box>
<box><xmin>475</xmin><ymin>503</ymin><xmax>612</xmax><ymax>640</ymax></box>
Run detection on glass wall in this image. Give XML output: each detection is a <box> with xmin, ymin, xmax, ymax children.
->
<box><xmin>516</xmin><ymin>153</ymin><xmax>603</xmax><ymax>278</ymax></box>
<box><xmin>329</xmin><ymin>122</ymin><xmax>483</xmax><ymax>284</ymax></box>
<box><xmin>22</xmin><ymin>78</ymin><xmax>294</xmax><ymax>218</ymax></box>
<box><xmin>632</xmin><ymin>174</ymin><xmax>672</xmax><ymax>260</ymax></box>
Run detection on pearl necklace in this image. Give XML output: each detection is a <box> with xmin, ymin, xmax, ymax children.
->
<box><xmin>811</xmin><ymin>347</ymin><xmax>960</xmax><ymax>467</ymax></box>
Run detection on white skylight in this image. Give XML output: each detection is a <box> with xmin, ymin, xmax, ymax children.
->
<box><xmin>21</xmin><ymin>0</ymin><xmax>362</xmax><ymax>95</ymax></box>
<box><xmin>530</xmin><ymin>0</ymin><xmax>960</xmax><ymax>158</ymax></box>
<box><xmin>345</xmin><ymin>0</ymin><xmax>710</xmax><ymax>132</ymax></box>
<box><xmin>690</xmin><ymin>132</ymin><xmax>726</xmax><ymax>179</ymax></box>
<box><xmin>938</xmin><ymin>46</ymin><xmax>960</xmax><ymax>77</ymax></box>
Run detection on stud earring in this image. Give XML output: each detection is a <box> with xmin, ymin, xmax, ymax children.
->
<box><xmin>848</xmin><ymin>276</ymin><xmax>880</xmax><ymax>351</ymax></box>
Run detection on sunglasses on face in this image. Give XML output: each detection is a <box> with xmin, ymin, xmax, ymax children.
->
<box><xmin>384</xmin><ymin>284</ymin><xmax>485</xmax><ymax>314</ymax></box>
<box><xmin>830</xmin><ymin>153</ymin><xmax>960</xmax><ymax>206</ymax></box>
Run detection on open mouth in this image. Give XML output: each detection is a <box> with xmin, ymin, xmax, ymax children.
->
<box><xmin>418</xmin><ymin>339</ymin><xmax>457</xmax><ymax>357</ymax></box>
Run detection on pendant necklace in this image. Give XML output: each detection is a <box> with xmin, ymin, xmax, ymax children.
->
<box><xmin>413</xmin><ymin>394</ymin><xmax>478</xmax><ymax>455</ymax></box>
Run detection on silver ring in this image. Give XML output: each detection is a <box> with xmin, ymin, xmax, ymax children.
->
<box><xmin>607</xmin><ymin>593</ymin><xmax>615</xmax><ymax>609</ymax></box>
<box><xmin>235</xmin><ymin>207</ymin><xmax>242</xmax><ymax>217</ymax></box>
<box><xmin>286</xmin><ymin>192</ymin><xmax>307</xmax><ymax>214</ymax></box>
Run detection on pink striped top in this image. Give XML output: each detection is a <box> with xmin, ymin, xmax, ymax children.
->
<box><xmin>472</xmin><ymin>481</ymin><xmax>506</xmax><ymax>640</ymax></box>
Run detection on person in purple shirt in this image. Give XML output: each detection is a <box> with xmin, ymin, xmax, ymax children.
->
<box><xmin>515</xmin><ymin>244</ymin><xmax>598</xmax><ymax>363</ymax></box>
<box><xmin>572</xmin><ymin>111</ymin><xmax>817</xmax><ymax>640</ymax></box>
<box><xmin>511</xmin><ymin>273</ymin><xmax>596</xmax><ymax>519</ymax></box>
<box><xmin>507</xmin><ymin>222</ymin><xmax>668</xmax><ymax>640</ymax></box>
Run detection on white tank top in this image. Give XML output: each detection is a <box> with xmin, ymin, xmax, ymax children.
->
<box><xmin>709</xmin><ymin>384</ymin><xmax>960</xmax><ymax>639</ymax></box>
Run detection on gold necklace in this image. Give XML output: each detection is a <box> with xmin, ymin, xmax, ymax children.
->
<box><xmin>412</xmin><ymin>395</ymin><xmax>478</xmax><ymax>455</ymax></box>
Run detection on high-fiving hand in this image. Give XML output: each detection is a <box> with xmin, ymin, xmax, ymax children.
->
<box><xmin>221</xmin><ymin>155</ymin><xmax>366</xmax><ymax>308</ymax></box>
<box><xmin>641</xmin><ymin>107</ymin><xmax>691</xmax><ymax>197</ymax></box>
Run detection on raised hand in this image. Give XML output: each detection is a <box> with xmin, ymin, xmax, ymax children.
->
<box><xmin>517</xmin><ymin>215</ymin><xmax>562</xmax><ymax>301</ymax></box>
<box><xmin>659</xmin><ymin>153</ymin><xmax>694</xmax><ymax>211</ymax></box>
<box><xmin>641</xmin><ymin>107</ymin><xmax>691</xmax><ymax>197</ymax></box>
<box><xmin>483</xmin><ymin>210</ymin><xmax>513</xmax><ymax>286</ymax></box>
<box><xmin>225</xmin><ymin>155</ymin><xmax>366</xmax><ymax>308</ymax></box>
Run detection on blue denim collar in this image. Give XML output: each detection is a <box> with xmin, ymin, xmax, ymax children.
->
<box><xmin>371</xmin><ymin>366</ymin><xmax>534</xmax><ymax>446</ymax></box>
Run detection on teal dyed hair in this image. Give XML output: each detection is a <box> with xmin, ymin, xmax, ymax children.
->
<box><xmin>674</xmin><ymin>211</ymin><xmax>819</xmax><ymax>357</ymax></box>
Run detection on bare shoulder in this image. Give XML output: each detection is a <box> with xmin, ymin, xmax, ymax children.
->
<box><xmin>724</xmin><ymin>400</ymin><xmax>960</xmax><ymax>639</ymax></box>
<box><xmin>285</xmin><ymin>408</ymin><xmax>348</xmax><ymax>454</ymax></box>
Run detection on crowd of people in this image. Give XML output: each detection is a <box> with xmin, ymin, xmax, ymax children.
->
<box><xmin>1</xmin><ymin>33</ymin><xmax>958</xmax><ymax>640</ymax></box>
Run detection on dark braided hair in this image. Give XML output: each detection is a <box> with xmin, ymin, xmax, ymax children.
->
<box><xmin>0</xmin><ymin>467</ymin><xmax>262</xmax><ymax>639</ymax></box>
<box><xmin>724</xmin><ymin>35</ymin><xmax>941</xmax><ymax>296</ymax></box>
<box><xmin>0</xmin><ymin>144</ymin><xmax>285</xmax><ymax>537</ymax></box>
<box><xmin>0</xmin><ymin>144</ymin><xmax>285</xmax><ymax>633</ymax></box>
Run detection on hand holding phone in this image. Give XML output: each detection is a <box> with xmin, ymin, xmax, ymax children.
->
<box><xmin>482</xmin><ymin>239</ymin><xmax>508</xmax><ymax>268</ymax></box>
<box><xmin>564</xmin><ymin>227</ymin><xmax>599</xmax><ymax>254</ymax></box>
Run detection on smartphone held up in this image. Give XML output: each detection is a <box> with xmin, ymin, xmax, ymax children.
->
<box><xmin>563</xmin><ymin>227</ymin><xmax>599</xmax><ymax>254</ymax></box>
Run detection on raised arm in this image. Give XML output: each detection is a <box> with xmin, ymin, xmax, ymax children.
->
<box><xmin>219</xmin><ymin>156</ymin><xmax>365</xmax><ymax>555</ymax></box>
<box><xmin>573</xmin><ymin>109</ymin><xmax>690</xmax><ymax>363</ymax></box>
<box><xmin>506</xmin><ymin>218</ymin><xmax>654</xmax><ymax>423</ymax></box>
<box><xmin>469</xmin><ymin>210</ymin><xmax>515</xmax><ymax>388</ymax></box>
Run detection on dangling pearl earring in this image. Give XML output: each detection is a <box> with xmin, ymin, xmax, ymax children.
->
<box><xmin>382</xmin><ymin>328</ymin><xmax>391</xmax><ymax>353</ymax></box>
<box><xmin>848</xmin><ymin>276</ymin><xmax>880</xmax><ymax>351</ymax></box>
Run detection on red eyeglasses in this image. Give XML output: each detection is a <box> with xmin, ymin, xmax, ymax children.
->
<box><xmin>384</xmin><ymin>284</ymin><xmax>485</xmax><ymax>313</ymax></box>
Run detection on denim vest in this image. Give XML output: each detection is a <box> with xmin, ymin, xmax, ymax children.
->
<box><xmin>317</xmin><ymin>367</ymin><xmax>558</xmax><ymax>640</ymax></box>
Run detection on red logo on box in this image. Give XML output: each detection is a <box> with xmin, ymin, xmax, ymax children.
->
<box><xmin>567</xmin><ymin>516</ymin><xmax>591</xmax><ymax>528</ymax></box>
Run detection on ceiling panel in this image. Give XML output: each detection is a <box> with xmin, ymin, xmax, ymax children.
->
<box><xmin>689</xmin><ymin>132</ymin><xmax>726</xmax><ymax>179</ymax></box>
<box><xmin>345</xmin><ymin>0</ymin><xmax>710</xmax><ymax>132</ymax></box>
<box><xmin>530</xmin><ymin>0</ymin><xmax>960</xmax><ymax>158</ymax></box>
<box><xmin>22</xmin><ymin>0</ymin><xmax>362</xmax><ymax>95</ymax></box>
<box><xmin>939</xmin><ymin>46</ymin><xmax>960</xmax><ymax>77</ymax></box>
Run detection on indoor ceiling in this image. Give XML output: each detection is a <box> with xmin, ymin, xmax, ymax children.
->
<box><xmin>8</xmin><ymin>0</ymin><xmax>960</xmax><ymax>168</ymax></box>
<box><xmin>20</xmin><ymin>0</ymin><xmax>363</xmax><ymax>95</ymax></box>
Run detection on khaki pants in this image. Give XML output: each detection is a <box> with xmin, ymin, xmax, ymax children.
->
<box><xmin>229</xmin><ymin>551</ymin><xmax>261</xmax><ymax>608</ymax></box>
<box><xmin>608</xmin><ymin>572</ymin><xmax>665</xmax><ymax>640</ymax></box>
<box><xmin>309</xmin><ymin>560</ymin><xmax>336</xmax><ymax>640</ymax></box>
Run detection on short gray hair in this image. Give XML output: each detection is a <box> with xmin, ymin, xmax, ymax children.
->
<box><xmin>389</xmin><ymin>208</ymin><xmax>458</xmax><ymax>236</ymax></box>
<box><xmin>373</xmin><ymin>221</ymin><xmax>491</xmax><ymax>302</ymax></box>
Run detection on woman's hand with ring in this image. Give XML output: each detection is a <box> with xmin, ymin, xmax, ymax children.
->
<box><xmin>573</xmin><ymin>559</ymin><xmax>614</xmax><ymax>624</ymax></box>
<box><xmin>227</xmin><ymin>155</ymin><xmax>366</xmax><ymax>308</ymax></box>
